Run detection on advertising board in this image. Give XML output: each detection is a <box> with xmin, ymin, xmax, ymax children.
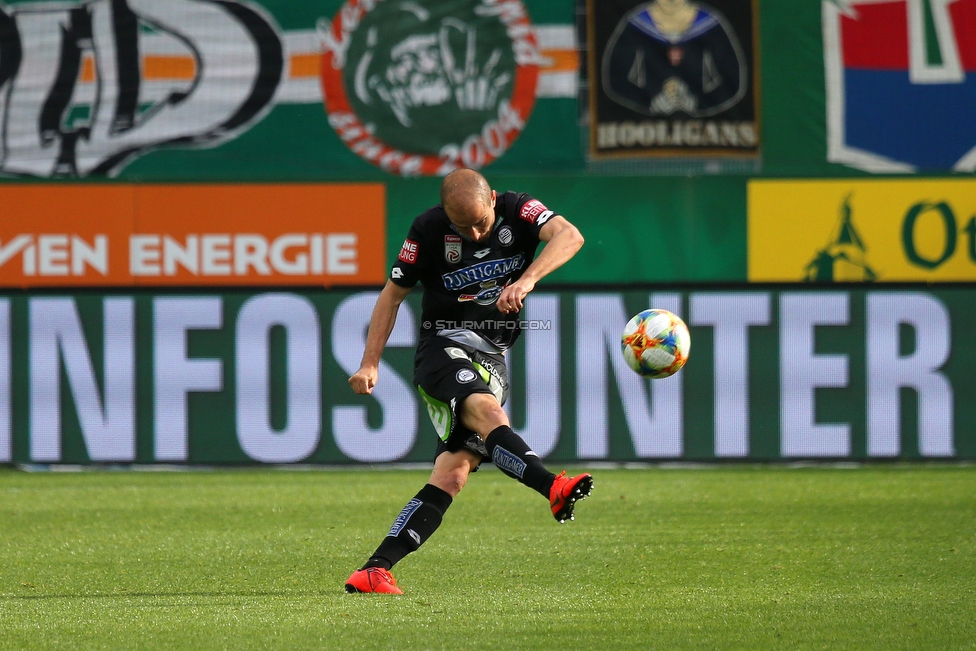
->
<box><xmin>0</xmin><ymin>184</ymin><xmax>386</xmax><ymax>287</ymax></box>
<box><xmin>2</xmin><ymin>287</ymin><xmax>971</xmax><ymax>465</ymax></box>
<box><xmin>749</xmin><ymin>179</ymin><xmax>976</xmax><ymax>282</ymax></box>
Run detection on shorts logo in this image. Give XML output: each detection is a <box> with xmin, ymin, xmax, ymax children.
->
<box><xmin>456</xmin><ymin>369</ymin><xmax>477</xmax><ymax>383</ymax></box>
<box><xmin>519</xmin><ymin>199</ymin><xmax>548</xmax><ymax>224</ymax></box>
<box><xmin>445</xmin><ymin>234</ymin><xmax>462</xmax><ymax>264</ymax></box>
<box><xmin>391</xmin><ymin>267</ymin><xmax>404</xmax><ymax>279</ymax></box>
<box><xmin>317</xmin><ymin>0</ymin><xmax>542</xmax><ymax>176</ymax></box>
<box><xmin>445</xmin><ymin>347</ymin><xmax>470</xmax><ymax>361</ymax></box>
<box><xmin>491</xmin><ymin>446</ymin><xmax>527</xmax><ymax>479</ymax></box>
<box><xmin>498</xmin><ymin>226</ymin><xmax>513</xmax><ymax>246</ymax></box>
<box><xmin>398</xmin><ymin>239</ymin><xmax>419</xmax><ymax>264</ymax></box>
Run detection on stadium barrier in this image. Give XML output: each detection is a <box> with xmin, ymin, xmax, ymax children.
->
<box><xmin>1</xmin><ymin>285</ymin><xmax>971</xmax><ymax>465</ymax></box>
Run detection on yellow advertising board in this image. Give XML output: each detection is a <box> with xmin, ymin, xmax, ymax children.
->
<box><xmin>748</xmin><ymin>179</ymin><xmax>976</xmax><ymax>282</ymax></box>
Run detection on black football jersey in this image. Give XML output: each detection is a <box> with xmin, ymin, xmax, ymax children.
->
<box><xmin>389</xmin><ymin>191</ymin><xmax>555</xmax><ymax>350</ymax></box>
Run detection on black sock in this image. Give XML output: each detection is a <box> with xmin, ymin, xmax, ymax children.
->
<box><xmin>362</xmin><ymin>484</ymin><xmax>453</xmax><ymax>570</ymax></box>
<box><xmin>485</xmin><ymin>425</ymin><xmax>556</xmax><ymax>498</ymax></box>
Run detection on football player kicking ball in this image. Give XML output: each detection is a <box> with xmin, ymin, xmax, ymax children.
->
<box><xmin>345</xmin><ymin>168</ymin><xmax>593</xmax><ymax>594</ymax></box>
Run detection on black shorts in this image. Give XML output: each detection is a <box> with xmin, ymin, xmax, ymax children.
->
<box><xmin>413</xmin><ymin>336</ymin><xmax>510</xmax><ymax>461</ymax></box>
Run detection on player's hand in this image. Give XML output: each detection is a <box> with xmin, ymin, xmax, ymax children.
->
<box><xmin>349</xmin><ymin>365</ymin><xmax>379</xmax><ymax>395</ymax></box>
<box><xmin>497</xmin><ymin>278</ymin><xmax>534</xmax><ymax>313</ymax></box>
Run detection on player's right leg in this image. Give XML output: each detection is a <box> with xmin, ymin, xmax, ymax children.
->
<box><xmin>459</xmin><ymin>392</ymin><xmax>593</xmax><ymax>522</ymax></box>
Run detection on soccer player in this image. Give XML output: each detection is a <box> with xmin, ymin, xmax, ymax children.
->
<box><xmin>344</xmin><ymin>169</ymin><xmax>592</xmax><ymax>594</ymax></box>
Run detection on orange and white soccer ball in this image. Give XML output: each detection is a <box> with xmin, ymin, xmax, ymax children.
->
<box><xmin>621</xmin><ymin>309</ymin><xmax>691</xmax><ymax>379</ymax></box>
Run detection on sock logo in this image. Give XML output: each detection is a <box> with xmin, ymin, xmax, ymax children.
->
<box><xmin>408</xmin><ymin>529</ymin><xmax>422</xmax><ymax>546</ymax></box>
<box><xmin>492</xmin><ymin>446</ymin><xmax>527</xmax><ymax>479</ymax></box>
<box><xmin>387</xmin><ymin>498</ymin><xmax>422</xmax><ymax>537</ymax></box>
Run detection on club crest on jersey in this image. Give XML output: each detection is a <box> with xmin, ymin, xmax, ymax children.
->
<box><xmin>498</xmin><ymin>226</ymin><xmax>513</xmax><ymax>246</ymax></box>
<box><xmin>823</xmin><ymin>0</ymin><xmax>976</xmax><ymax>172</ymax></box>
<box><xmin>445</xmin><ymin>235</ymin><xmax>463</xmax><ymax>264</ymax></box>
<box><xmin>441</xmin><ymin>253</ymin><xmax>525</xmax><ymax>290</ymax></box>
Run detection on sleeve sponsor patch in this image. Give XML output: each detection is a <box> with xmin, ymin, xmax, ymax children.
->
<box><xmin>398</xmin><ymin>239</ymin><xmax>419</xmax><ymax>264</ymax></box>
<box><xmin>519</xmin><ymin>199</ymin><xmax>549</xmax><ymax>224</ymax></box>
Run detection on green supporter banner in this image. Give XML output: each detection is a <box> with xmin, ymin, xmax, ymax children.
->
<box><xmin>0</xmin><ymin>0</ymin><xmax>583</xmax><ymax>180</ymax></box>
<box><xmin>2</xmin><ymin>0</ymin><xmax>939</xmax><ymax>180</ymax></box>
<box><xmin>0</xmin><ymin>0</ymin><xmax>969</xmax><ymax>287</ymax></box>
<box><xmin>1</xmin><ymin>286</ymin><xmax>973</xmax><ymax>466</ymax></box>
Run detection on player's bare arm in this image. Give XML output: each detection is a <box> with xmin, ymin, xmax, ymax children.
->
<box><xmin>497</xmin><ymin>215</ymin><xmax>584</xmax><ymax>313</ymax></box>
<box><xmin>349</xmin><ymin>280</ymin><xmax>411</xmax><ymax>395</ymax></box>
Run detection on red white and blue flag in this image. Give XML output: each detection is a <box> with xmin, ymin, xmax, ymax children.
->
<box><xmin>824</xmin><ymin>0</ymin><xmax>976</xmax><ymax>172</ymax></box>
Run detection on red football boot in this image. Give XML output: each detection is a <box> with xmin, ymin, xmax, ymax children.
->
<box><xmin>344</xmin><ymin>567</ymin><xmax>403</xmax><ymax>594</ymax></box>
<box><xmin>549</xmin><ymin>471</ymin><xmax>593</xmax><ymax>523</ymax></box>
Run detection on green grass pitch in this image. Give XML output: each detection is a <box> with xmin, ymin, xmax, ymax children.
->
<box><xmin>1</xmin><ymin>464</ymin><xmax>974</xmax><ymax>650</ymax></box>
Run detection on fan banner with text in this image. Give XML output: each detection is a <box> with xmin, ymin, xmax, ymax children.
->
<box><xmin>0</xmin><ymin>0</ymin><xmax>579</xmax><ymax>180</ymax></box>
<box><xmin>586</xmin><ymin>0</ymin><xmax>760</xmax><ymax>159</ymax></box>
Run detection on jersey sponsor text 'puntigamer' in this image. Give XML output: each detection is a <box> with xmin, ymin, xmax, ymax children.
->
<box><xmin>440</xmin><ymin>253</ymin><xmax>526</xmax><ymax>289</ymax></box>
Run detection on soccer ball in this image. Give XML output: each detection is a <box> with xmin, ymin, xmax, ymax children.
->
<box><xmin>621</xmin><ymin>309</ymin><xmax>691</xmax><ymax>378</ymax></box>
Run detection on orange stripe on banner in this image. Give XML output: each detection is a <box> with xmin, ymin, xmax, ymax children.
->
<box><xmin>143</xmin><ymin>55</ymin><xmax>197</xmax><ymax>80</ymax></box>
<box><xmin>80</xmin><ymin>56</ymin><xmax>95</xmax><ymax>83</ymax></box>
<box><xmin>289</xmin><ymin>53</ymin><xmax>320</xmax><ymax>78</ymax></box>
<box><xmin>540</xmin><ymin>49</ymin><xmax>579</xmax><ymax>73</ymax></box>
<box><xmin>77</xmin><ymin>48</ymin><xmax>574</xmax><ymax>83</ymax></box>
<box><xmin>284</xmin><ymin>49</ymin><xmax>576</xmax><ymax>79</ymax></box>
<box><xmin>78</xmin><ymin>54</ymin><xmax>196</xmax><ymax>82</ymax></box>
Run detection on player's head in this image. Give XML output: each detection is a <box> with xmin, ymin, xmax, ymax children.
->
<box><xmin>441</xmin><ymin>169</ymin><xmax>497</xmax><ymax>242</ymax></box>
